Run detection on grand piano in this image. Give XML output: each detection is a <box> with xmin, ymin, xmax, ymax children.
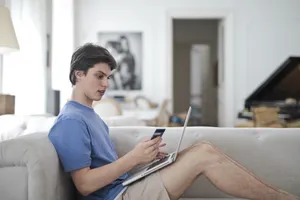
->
<box><xmin>238</xmin><ymin>56</ymin><xmax>300</xmax><ymax>122</ymax></box>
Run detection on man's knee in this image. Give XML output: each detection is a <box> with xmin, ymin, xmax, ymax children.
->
<box><xmin>187</xmin><ymin>142</ymin><xmax>223</xmax><ymax>168</ymax></box>
<box><xmin>192</xmin><ymin>141</ymin><xmax>218</xmax><ymax>155</ymax></box>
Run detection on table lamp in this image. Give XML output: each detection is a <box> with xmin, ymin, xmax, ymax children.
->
<box><xmin>0</xmin><ymin>5</ymin><xmax>19</xmax><ymax>53</ymax></box>
<box><xmin>0</xmin><ymin>5</ymin><xmax>19</xmax><ymax>115</ymax></box>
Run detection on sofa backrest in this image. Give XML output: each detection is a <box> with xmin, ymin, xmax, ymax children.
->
<box><xmin>109</xmin><ymin>126</ymin><xmax>300</xmax><ymax>198</ymax></box>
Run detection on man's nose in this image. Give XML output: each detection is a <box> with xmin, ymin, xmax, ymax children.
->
<box><xmin>101</xmin><ymin>78</ymin><xmax>109</xmax><ymax>87</ymax></box>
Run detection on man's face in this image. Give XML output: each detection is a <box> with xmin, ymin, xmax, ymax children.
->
<box><xmin>76</xmin><ymin>63</ymin><xmax>112</xmax><ymax>101</ymax></box>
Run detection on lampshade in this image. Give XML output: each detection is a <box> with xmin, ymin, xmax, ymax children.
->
<box><xmin>0</xmin><ymin>5</ymin><xmax>19</xmax><ymax>54</ymax></box>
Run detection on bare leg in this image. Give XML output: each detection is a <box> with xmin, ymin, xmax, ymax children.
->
<box><xmin>160</xmin><ymin>142</ymin><xmax>299</xmax><ymax>200</ymax></box>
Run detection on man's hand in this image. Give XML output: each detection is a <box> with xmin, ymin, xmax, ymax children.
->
<box><xmin>155</xmin><ymin>141</ymin><xmax>168</xmax><ymax>159</ymax></box>
<box><xmin>156</xmin><ymin>151</ymin><xmax>168</xmax><ymax>159</ymax></box>
<box><xmin>128</xmin><ymin>136</ymin><xmax>164</xmax><ymax>165</ymax></box>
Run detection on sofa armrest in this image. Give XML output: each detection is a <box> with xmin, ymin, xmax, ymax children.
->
<box><xmin>0</xmin><ymin>132</ymin><xmax>76</xmax><ymax>200</ymax></box>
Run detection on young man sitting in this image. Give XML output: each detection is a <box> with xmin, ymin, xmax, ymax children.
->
<box><xmin>48</xmin><ymin>43</ymin><xmax>299</xmax><ymax>200</ymax></box>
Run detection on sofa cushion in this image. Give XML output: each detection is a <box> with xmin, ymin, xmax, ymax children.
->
<box><xmin>22</xmin><ymin>116</ymin><xmax>56</xmax><ymax>135</ymax></box>
<box><xmin>0</xmin><ymin>115</ymin><xmax>26</xmax><ymax>142</ymax></box>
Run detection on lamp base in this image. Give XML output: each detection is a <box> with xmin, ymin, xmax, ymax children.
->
<box><xmin>0</xmin><ymin>94</ymin><xmax>15</xmax><ymax>115</ymax></box>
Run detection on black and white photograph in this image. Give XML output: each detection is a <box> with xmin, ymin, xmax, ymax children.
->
<box><xmin>97</xmin><ymin>32</ymin><xmax>142</xmax><ymax>91</ymax></box>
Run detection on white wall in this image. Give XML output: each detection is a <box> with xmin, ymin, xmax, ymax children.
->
<box><xmin>74</xmin><ymin>0</ymin><xmax>300</xmax><ymax>125</ymax></box>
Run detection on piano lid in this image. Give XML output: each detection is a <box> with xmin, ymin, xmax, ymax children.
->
<box><xmin>245</xmin><ymin>56</ymin><xmax>300</xmax><ymax>109</ymax></box>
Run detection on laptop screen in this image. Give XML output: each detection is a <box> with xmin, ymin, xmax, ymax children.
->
<box><xmin>174</xmin><ymin>106</ymin><xmax>192</xmax><ymax>155</ymax></box>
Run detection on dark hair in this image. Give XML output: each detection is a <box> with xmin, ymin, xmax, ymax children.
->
<box><xmin>69</xmin><ymin>43</ymin><xmax>117</xmax><ymax>85</ymax></box>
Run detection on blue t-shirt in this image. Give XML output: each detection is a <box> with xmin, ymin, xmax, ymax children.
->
<box><xmin>48</xmin><ymin>100</ymin><xmax>128</xmax><ymax>200</ymax></box>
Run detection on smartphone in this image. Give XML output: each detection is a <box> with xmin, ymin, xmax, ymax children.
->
<box><xmin>151</xmin><ymin>129</ymin><xmax>165</xmax><ymax>140</ymax></box>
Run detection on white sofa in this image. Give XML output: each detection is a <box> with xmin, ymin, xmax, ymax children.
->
<box><xmin>0</xmin><ymin>126</ymin><xmax>299</xmax><ymax>200</ymax></box>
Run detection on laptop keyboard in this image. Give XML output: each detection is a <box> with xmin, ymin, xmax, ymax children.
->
<box><xmin>147</xmin><ymin>155</ymin><xmax>170</xmax><ymax>170</ymax></box>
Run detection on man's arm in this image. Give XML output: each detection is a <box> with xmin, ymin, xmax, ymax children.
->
<box><xmin>71</xmin><ymin>153</ymin><xmax>137</xmax><ymax>196</ymax></box>
<box><xmin>71</xmin><ymin>137</ymin><xmax>162</xmax><ymax>196</ymax></box>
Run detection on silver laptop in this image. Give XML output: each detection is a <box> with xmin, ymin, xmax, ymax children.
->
<box><xmin>122</xmin><ymin>106</ymin><xmax>192</xmax><ymax>186</ymax></box>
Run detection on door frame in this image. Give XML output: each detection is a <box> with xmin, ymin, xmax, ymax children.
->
<box><xmin>166</xmin><ymin>9</ymin><xmax>235</xmax><ymax>127</ymax></box>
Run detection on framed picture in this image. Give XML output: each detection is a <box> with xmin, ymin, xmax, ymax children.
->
<box><xmin>97</xmin><ymin>32</ymin><xmax>142</xmax><ymax>91</ymax></box>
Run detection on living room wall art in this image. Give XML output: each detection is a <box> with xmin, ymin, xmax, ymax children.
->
<box><xmin>97</xmin><ymin>32</ymin><xmax>143</xmax><ymax>91</ymax></box>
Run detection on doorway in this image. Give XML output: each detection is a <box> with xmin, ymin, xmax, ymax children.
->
<box><xmin>173</xmin><ymin>19</ymin><xmax>219</xmax><ymax>126</ymax></box>
<box><xmin>166</xmin><ymin>10</ymin><xmax>235</xmax><ymax>127</ymax></box>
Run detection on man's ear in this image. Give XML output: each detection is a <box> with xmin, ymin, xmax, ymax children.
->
<box><xmin>74</xmin><ymin>70</ymin><xmax>85</xmax><ymax>81</ymax></box>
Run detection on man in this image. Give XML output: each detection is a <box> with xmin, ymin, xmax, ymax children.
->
<box><xmin>48</xmin><ymin>43</ymin><xmax>298</xmax><ymax>200</ymax></box>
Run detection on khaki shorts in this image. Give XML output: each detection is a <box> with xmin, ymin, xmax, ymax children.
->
<box><xmin>117</xmin><ymin>171</ymin><xmax>170</xmax><ymax>200</ymax></box>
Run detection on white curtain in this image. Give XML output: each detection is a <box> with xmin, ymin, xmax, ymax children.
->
<box><xmin>3</xmin><ymin>0</ymin><xmax>47</xmax><ymax>115</ymax></box>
